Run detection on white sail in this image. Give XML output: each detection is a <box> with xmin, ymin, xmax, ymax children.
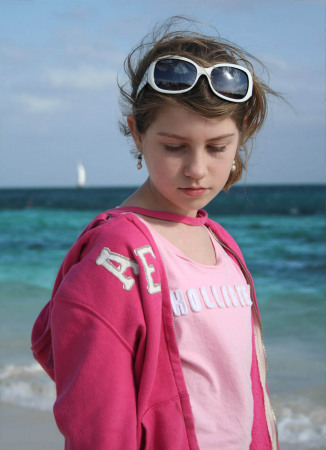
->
<box><xmin>77</xmin><ymin>162</ymin><xmax>86</xmax><ymax>188</ymax></box>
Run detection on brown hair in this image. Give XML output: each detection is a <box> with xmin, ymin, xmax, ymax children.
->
<box><xmin>119</xmin><ymin>17</ymin><xmax>278</xmax><ymax>191</ymax></box>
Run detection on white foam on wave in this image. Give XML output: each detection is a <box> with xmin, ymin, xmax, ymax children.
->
<box><xmin>0</xmin><ymin>362</ymin><xmax>43</xmax><ymax>380</ymax></box>
<box><xmin>277</xmin><ymin>405</ymin><xmax>326</xmax><ymax>448</ymax></box>
<box><xmin>0</xmin><ymin>363</ymin><xmax>55</xmax><ymax>411</ymax></box>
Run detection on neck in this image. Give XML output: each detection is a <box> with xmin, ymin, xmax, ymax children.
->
<box><xmin>121</xmin><ymin>179</ymin><xmax>199</xmax><ymax>218</ymax></box>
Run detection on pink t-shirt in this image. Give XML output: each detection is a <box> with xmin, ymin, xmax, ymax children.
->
<box><xmin>141</xmin><ymin>220</ymin><xmax>253</xmax><ymax>450</ymax></box>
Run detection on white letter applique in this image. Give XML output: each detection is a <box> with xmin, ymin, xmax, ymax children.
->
<box><xmin>187</xmin><ymin>288</ymin><xmax>202</xmax><ymax>312</ymax></box>
<box><xmin>170</xmin><ymin>289</ymin><xmax>188</xmax><ymax>316</ymax></box>
<box><xmin>96</xmin><ymin>247</ymin><xmax>139</xmax><ymax>290</ymax></box>
<box><xmin>238</xmin><ymin>285</ymin><xmax>253</xmax><ymax>306</ymax></box>
<box><xmin>200</xmin><ymin>286</ymin><xmax>217</xmax><ymax>309</ymax></box>
<box><xmin>134</xmin><ymin>245</ymin><xmax>161</xmax><ymax>294</ymax></box>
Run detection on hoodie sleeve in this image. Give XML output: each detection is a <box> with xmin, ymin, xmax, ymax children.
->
<box><xmin>51</xmin><ymin>298</ymin><xmax>138</xmax><ymax>449</ymax></box>
<box><xmin>48</xmin><ymin>221</ymin><xmax>148</xmax><ymax>449</ymax></box>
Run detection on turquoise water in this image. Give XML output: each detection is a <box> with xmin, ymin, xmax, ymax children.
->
<box><xmin>0</xmin><ymin>187</ymin><xmax>325</xmax><ymax>448</ymax></box>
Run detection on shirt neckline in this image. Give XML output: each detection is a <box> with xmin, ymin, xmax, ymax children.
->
<box><xmin>135</xmin><ymin>214</ymin><xmax>225</xmax><ymax>269</ymax></box>
<box><xmin>114</xmin><ymin>206</ymin><xmax>208</xmax><ymax>226</ymax></box>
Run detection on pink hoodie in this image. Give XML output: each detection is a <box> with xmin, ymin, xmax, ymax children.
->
<box><xmin>31</xmin><ymin>207</ymin><xmax>278</xmax><ymax>449</ymax></box>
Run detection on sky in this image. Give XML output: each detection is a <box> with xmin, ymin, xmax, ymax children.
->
<box><xmin>0</xmin><ymin>0</ymin><xmax>325</xmax><ymax>187</ymax></box>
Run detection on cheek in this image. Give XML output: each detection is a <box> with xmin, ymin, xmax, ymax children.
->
<box><xmin>145</xmin><ymin>155</ymin><xmax>173</xmax><ymax>181</ymax></box>
<box><xmin>211</xmin><ymin>154</ymin><xmax>235</xmax><ymax>173</ymax></box>
<box><xmin>149</xmin><ymin>154</ymin><xmax>180</xmax><ymax>173</ymax></box>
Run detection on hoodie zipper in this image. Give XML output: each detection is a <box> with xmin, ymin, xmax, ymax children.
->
<box><xmin>212</xmin><ymin>234</ymin><xmax>279</xmax><ymax>450</ymax></box>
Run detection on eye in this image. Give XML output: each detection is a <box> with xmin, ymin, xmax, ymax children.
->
<box><xmin>208</xmin><ymin>145</ymin><xmax>226</xmax><ymax>153</ymax></box>
<box><xmin>164</xmin><ymin>144</ymin><xmax>185</xmax><ymax>151</ymax></box>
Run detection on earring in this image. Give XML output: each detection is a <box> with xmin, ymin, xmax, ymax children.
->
<box><xmin>137</xmin><ymin>152</ymin><xmax>143</xmax><ymax>170</ymax></box>
<box><xmin>231</xmin><ymin>160</ymin><xmax>236</xmax><ymax>172</ymax></box>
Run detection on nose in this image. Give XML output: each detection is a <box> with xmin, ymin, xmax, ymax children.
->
<box><xmin>183</xmin><ymin>149</ymin><xmax>208</xmax><ymax>181</ymax></box>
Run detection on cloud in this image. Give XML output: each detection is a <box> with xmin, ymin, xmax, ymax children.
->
<box><xmin>15</xmin><ymin>94</ymin><xmax>67</xmax><ymax>114</ymax></box>
<box><xmin>46</xmin><ymin>66</ymin><xmax>117</xmax><ymax>90</ymax></box>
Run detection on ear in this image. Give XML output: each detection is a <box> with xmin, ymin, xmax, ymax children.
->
<box><xmin>127</xmin><ymin>115</ymin><xmax>143</xmax><ymax>150</ymax></box>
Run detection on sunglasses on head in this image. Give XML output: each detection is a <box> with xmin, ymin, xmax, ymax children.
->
<box><xmin>136</xmin><ymin>55</ymin><xmax>253</xmax><ymax>103</ymax></box>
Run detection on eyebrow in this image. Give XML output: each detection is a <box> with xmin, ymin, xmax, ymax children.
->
<box><xmin>157</xmin><ymin>132</ymin><xmax>236</xmax><ymax>140</ymax></box>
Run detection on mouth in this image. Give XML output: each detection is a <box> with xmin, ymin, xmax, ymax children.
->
<box><xmin>178</xmin><ymin>187</ymin><xmax>208</xmax><ymax>198</ymax></box>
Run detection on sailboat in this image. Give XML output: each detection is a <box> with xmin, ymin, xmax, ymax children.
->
<box><xmin>77</xmin><ymin>162</ymin><xmax>86</xmax><ymax>188</ymax></box>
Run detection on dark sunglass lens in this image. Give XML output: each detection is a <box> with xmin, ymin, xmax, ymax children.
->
<box><xmin>154</xmin><ymin>59</ymin><xmax>197</xmax><ymax>91</ymax></box>
<box><xmin>211</xmin><ymin>67</ymin><xmax>249</xmax><ymax>99</ymax></box>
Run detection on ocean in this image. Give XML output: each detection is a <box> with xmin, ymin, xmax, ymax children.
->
<box><xmin>0</xmin><ymin>185</ymin><xmax>325</xmax><ymax>449</ymax></box>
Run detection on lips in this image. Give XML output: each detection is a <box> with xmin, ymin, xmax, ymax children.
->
<box><xmin>179</xmin><ymin>187</ymin><xmax>208</xmax><ymax>197</ymax></box>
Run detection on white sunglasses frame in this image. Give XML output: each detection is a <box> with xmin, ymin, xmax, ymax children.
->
<box><xmin>136</xmin><ymin>55</ymin><xmax>253</xmax><ymax>103</ymax></box>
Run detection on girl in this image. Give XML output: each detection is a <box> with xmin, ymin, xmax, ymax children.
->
<box><xmin>31</xmin><ymin>17</ymin><xmax>279</xmax><ymax>450</ymax></box>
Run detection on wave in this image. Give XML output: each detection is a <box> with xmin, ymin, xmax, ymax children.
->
<box><xmin>277</xmin><ymin>406</ymin><xmax>326</xmax><ymax>449</ymax></box>
<box><xmin>0</xmin><ymin>363</ymin><xmax>55</xmax><ymax>411</ymax></box>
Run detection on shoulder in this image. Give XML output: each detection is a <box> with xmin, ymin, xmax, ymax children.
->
<box><xmin>52</xmin><ymin>209</ymin><xmax>164</xmax><ymax>330</ymax></box>
<box><xmin>57</xmin><ymin>209</ymin><xmax>165</xmax><ymax>296</ymax></box>
<box><xmin>78</xmin><ymin>209</ymin><xmax>156</xmax><ymax>254</ymax></box>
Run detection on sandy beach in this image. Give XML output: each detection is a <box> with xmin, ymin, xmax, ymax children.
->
<box><xmin>0</xmin><ymin>403</ymin><xmax>64</xmax><ymax>450</ymax></box>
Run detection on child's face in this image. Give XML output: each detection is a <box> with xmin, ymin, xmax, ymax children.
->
<box><xmin>128</xmin><ymin>105</ymin><xmax>240</xmax><ymax>217</ymax></box>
